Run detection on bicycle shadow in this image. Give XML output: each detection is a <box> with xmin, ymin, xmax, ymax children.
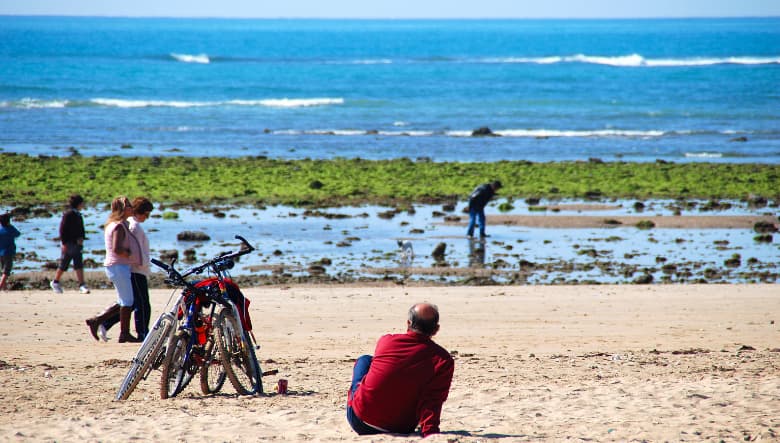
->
<box><xmin>203</xmin><ymin>389</ymin><xmax>317</xmax><ymax>398</ymax></box>
<box><xmin>268</xmin><ymin>389</ymin><xmax>318</xmax><ymax>397</ymax></box>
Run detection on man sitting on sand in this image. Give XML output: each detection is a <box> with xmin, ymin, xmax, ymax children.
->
<box><xmin>347</xmin><ymin>303</ymin><xmax>454</xmax><ymax>437</ymax></box>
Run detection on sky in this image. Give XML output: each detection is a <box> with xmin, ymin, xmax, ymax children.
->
<box><xmin>1</xmin><ymin>0</ymin><xmax>779</xmax><ymax>19</ymax></box>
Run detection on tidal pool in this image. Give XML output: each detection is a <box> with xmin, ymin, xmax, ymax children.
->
<box><xmin>6</xmin><ymin>198</ymin><xmax>779</xmax><ymax>284</ymax></box>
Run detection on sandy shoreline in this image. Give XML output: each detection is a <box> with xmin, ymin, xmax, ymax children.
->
<box><xmin>0</xmin><ymin>284</ymin><xmax>778</xmax><ymax>442</ymax></box>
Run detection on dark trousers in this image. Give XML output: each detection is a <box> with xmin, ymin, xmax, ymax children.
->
<box><xmin>131</xmin><ymin>273</ymin><xmax>151</xmax><ymax>339</ymax></box>
<box><xmin>346</xmin><ymin>355</ymin><xmax>383</xmax><ymax>435</ymax></box>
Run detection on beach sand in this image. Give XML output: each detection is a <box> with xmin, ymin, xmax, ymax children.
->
<box><xmin>0</xmin><ymin>284</ymin><xmax>778</xmax><ymax>442</ymax></box>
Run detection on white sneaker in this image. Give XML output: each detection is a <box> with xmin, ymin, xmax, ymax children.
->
<box><xmin>98</xmin><ymin>325</ymin><xmax>109</xmax><ymax>342</ymax></box>
<box><xmin>50</xmin><ymin>281</ymin><xmax>63</xmax><ymax>294</ymax></box>
<box><xmin>79</xmin><ymin>284</ymin><xmax>91</xmax><ymax>294</ymax></box>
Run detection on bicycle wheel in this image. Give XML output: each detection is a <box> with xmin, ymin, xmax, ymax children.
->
<box><xmin>115</xmin><ymin>313</ymin><xmax>175</xmax><ymax>401</ymax></box>
<box><xmin>160</xmin><ymin>330</ymin><xmax>196</xmax><ymax>399</ymax></box>
<box><xmin>215</xmin><ymin>310</ymin><xmax>262</xmax><ymax>395</ymax></box>
<box><xmin>200</xmin><ymin>334</ymin><xmax>226</xmax><ymax>394</ymax></box>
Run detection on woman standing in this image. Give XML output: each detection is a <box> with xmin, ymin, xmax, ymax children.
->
<box><xmin>86</xmin><ymin>197</ymin><xmax>153</xmax><ymax>341</ymax></box>
<box><xmin>102</xmin><ymin>196</ymin><xmax>142</xmax><ymax>343</ymax></box>
<box><xmin>128</xmin><ymin>197</ymin><xmax>154</xmax><ymax>340</ymax></box>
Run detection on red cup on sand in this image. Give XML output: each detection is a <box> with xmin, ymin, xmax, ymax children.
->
<box><xmin>277</xmin><ymin>379</ymin><xmax>288</xmax><ymax>395</ymax></box>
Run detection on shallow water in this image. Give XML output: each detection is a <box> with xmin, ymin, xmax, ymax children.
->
<box><xmin>7</xmin><ymin>198</ymin><xmax>778</xmax><ymax>284</ymax></box>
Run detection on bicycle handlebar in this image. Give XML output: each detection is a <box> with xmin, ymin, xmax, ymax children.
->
<box><xmin>151</xmin><ymin>235</ymin><xmax>255</xmax><ymax>293</ymax></box>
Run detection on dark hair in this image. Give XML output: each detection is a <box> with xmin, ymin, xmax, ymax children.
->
<box><xmin>408</xmin><ymin>303</ymin><xmax>439</xmax><ymax>336</ymax></box>
<box><xmin>0</xmin><ymin>213</ymin><xmax>10</xmax><ymax>227</ymax></box>
<box><xmin>491</xmin><ymin>180</ymin><xmax>502</xmax><ymax>189</ymax></box>
<box><xmin>68</xmin><ymin>194</ymin><xmax>84</xmax><ymax>209</ymax></box>
<box><xmin>132</xmin><ymin>197</ymin><xmax>154</xmax><ymax>215</ymax></box>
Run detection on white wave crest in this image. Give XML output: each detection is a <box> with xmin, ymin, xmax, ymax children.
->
<box><xmin>685</xmin><ymin>152</ymin><xmax>723</xmax><ymax>158</ymax></box>
<box><xmin>170</xmin><ymin>53</ymin><xmax>210</xmax><ymax>64</ymax></box>
<box><xmin>254</xmin><ymin>98</ymin><xmax>344</xmax><ymax>108</ymax></box>
<box><xmin>448</xmin><ymin>129</ymin><xmax>665</xmax><ymax>138</ymax></box>
<box><xmin>351</xmin><ymin>59</ymin><xmax>393</xmax><ymax>65</ymax></box>
<box><xmin>86</xmin><ymin>97</ymin><xmax>343</xmax><ymax>109</ymax></box>
<box><xmin>1</xmin><ymin>98</ymin><xmax>70</xmax><ymax>109</ymax></box>
<box><xmin>91</xmin><ymin>98</ymin><xmax>208</xmax><ymax>108</ymax></box>
<box><xmin>483</xmin><ymin>54</ymin><xmax>780</xmax><ymax>67</ymax></box>
<box><xmin>307</xmin><ymin>129</ymin><xmax>363</xmax><ymax>136</ymax></box>
<box><xmin>265</xmin><ymin>128</ymin><xmax>745</xmax><ymax>139</ymax></box>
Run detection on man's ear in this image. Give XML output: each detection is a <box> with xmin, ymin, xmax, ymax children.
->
<box><xmin>431</xmin><ymin>324</ymin><xmax>440</xmax><ymax>337</ymax></box>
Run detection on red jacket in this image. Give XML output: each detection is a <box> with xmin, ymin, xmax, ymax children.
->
<box><xmin>349</xmin><ymin>331</ymin><xmax>454</xmax><ymax>437</ymax></box>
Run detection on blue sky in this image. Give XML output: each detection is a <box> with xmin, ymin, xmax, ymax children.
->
<box><xmin>2</xmin><ymin>0</ymin><xmax>779</xmax><ymax>18</ymax></box>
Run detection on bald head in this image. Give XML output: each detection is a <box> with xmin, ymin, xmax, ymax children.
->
<box><xmin>407</xmin><ymin>303</ymin><xmax>440</xmax><ymax>337</ymax></box>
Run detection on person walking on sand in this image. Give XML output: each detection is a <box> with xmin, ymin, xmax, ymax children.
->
<box><xmin>51</xmin><ymin>194</ymin><xmax>90</xmax><ymax>294</ymax></box>
<box><xmin>466</xmin><ymin>180</ymin><xmax>502</xmax><ymax>238</ymax></box>
<box><xmin>347</xmin><ymin>303</ymin><xmax>454</xmax><ymax>438</ymax></box>
<box><xmin>86</xmin><ymin>197</ymin><xmax>154</xmax><ymax>342</ymax></box>
<box><xmin>97</xmin><ymin>196</ymin><xmax>142</xmax><ymax>343</ymax></box>
<box><xmin>0</xmin><ymin>213</ymin><xmax>21</xmax><ymax>291</ymax></box>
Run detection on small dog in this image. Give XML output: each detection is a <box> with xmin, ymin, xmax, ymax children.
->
<box><xmin>397</xmin><ymin>240</ymin><xmax>414</xmax><ymax>264</ymax></box>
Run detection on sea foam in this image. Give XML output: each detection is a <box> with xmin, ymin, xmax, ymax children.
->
<box><xmin>170</xmin><ymin>53</ymin><xmax>211</xmax><ymax>64</ymax></box>
<box><xmin>1</xmin><ymin>98</ymin><xmax>70</xmax><ymax>109</ymax></box>
<box><xmin>685</xmin><ymin>152</ymin><xmax>724</xmax><ymax>158</ymax></box>
<box><xmin>484</xmin><ymin>54</ymin><xmax>780</xmax><ymax>67</ymax></box>
<box><xmin>84</xmin><ymin>98</ymin><xmax>344</xmax><ymax>108</ymax></box>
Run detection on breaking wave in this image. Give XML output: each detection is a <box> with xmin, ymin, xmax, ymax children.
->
<box><xmin>0</xmin><ymin>97</ymin><xmax>345</xmax><ymax>109</ymax></box>
<box><xmin>170</xmin><ymin>53</ymin><xmax>211</xmax><ymax>64</ymax></box>
<box><xmin>482</xmin><ymin>54</ymin><xmax>780</xmax><ymax>67</ymax></box>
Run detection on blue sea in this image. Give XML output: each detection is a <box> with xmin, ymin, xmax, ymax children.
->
<box><xmin>1</xmin><ymin>16</ymin><xmax>779</xmax><ymax>163</ymax></box>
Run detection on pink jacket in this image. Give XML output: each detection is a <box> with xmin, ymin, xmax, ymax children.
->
<box><xmin>103</xmin><ymin>221</ymin><xmax>142</xmax><ymax>267</ymax></box>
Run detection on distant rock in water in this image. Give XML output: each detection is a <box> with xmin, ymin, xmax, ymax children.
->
<box><xmin>729</xmin><ymin>136</ymin><xmax>748</xmax><ymax>142</ymax></box>
<box><xmin>177</xmin><ymin>231</ymin><xmax>211</xmax><ymax>241</ymax></box>
<box><xmin>471</xmin><ymin>127</ymin><xmax>499</xmax><ymax>137</ymax></box>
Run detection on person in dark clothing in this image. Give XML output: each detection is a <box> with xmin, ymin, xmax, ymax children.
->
<box><xmin>51</xmin><ymin>194</ymin><xmax>90</xmax><ymax>294</ymax></box>
<box><xmin>347</xmin><ymin>303</ymin><xmax>454</xmax><ymax>438</ymax></box>
<box><xmin>466</xmin><ymin>180</ymin><xmax>502</xmax><ymax>238</ymax></box>
<box><xmin>0</xmin><ymin>213</ymin><xmax>21</xmax><ymax>291</ymax></box>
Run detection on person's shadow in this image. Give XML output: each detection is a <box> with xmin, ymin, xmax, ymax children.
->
<box><xmin>468</xmin><ymin>237</ymin><xmax>486</xmax><ymax>268</ymax></box>
<box><xmin>443</xmin><ymin>430</ymin><xmax>529</xmax><ymax>439</ymax></box>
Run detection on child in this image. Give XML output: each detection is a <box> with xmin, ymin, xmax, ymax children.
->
<box><xmin>0</xmin><ymin>213</ymin><xmax>21</xmax><ymax>291</ymax></box>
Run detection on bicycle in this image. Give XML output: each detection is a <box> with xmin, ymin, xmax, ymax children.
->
<box><xmin>115</xmin><ymin>235</ymin><xmax>263</xmax><ymax>400</ymax></box>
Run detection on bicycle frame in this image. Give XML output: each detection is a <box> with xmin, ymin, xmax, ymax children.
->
<box><xmin>154</xmin><ymin>235</ymin><xmax>261</xmax><ymax>397</ymax></box>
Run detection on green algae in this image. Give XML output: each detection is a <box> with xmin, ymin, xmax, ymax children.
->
<box><xmin>1</xmin><ymin>153</ymin><xmax>778</xmax><ymax>208</ymax></box>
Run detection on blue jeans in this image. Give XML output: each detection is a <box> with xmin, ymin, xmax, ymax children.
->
<box><xmin>466</xmin><ymin>206</ymin><xmax>486</xmax><ymax>237</ymax></box>
<box><xmin>346</xmin><ymin>355</ymin><xmax>382</xmax><ymax>435</ymax></box>
<box><xmin>105</xmin><ymin>264</ymin><xmax>133</xmax><ymax>307</ymax></box>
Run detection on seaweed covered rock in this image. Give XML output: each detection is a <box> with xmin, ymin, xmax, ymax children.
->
<box><xmin>176</xmin><ymin>231</ymin><xmax>211</xmax><ymax>241</ymax></box>
<box><xmin>431</xmin><ymin>242</ymin><xmax>447</xmax><ymax>259</ymax></box>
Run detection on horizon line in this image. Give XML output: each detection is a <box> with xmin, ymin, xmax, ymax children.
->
<box><xmin>2</xmin><ymin>14</ymin><xmax>779</xmax><ymax>20</ymax></box>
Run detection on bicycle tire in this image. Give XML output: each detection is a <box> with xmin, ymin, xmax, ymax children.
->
<box><xmin>199</xmin><ymin>333</ymin><xmax>226</xmax><ymax>394</ymax></box>
<box><xmin>160</xmin><ymin>330</ymin><xmax>196</xmax><ymax>399</ymax></box>
<box><xmin>215</xmin><ymin>310</ymin><xmax>262</xmax><ymax>395</ymax></box>
<box><xmin>115</xmin><ymin>313</ymin><xmax>175</xmax><ymax>401</ymax></box>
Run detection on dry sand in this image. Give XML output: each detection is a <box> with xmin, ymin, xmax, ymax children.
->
<box><xmin>0</xmin><ymin>284</ymin><xmax>778</xmax><ymax>442</ymax></box>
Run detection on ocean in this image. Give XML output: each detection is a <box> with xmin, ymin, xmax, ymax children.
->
<box><xmin>1</xmin><ymin>16</ymin><xmax>779</xmax><ymax>163</ymax></box>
